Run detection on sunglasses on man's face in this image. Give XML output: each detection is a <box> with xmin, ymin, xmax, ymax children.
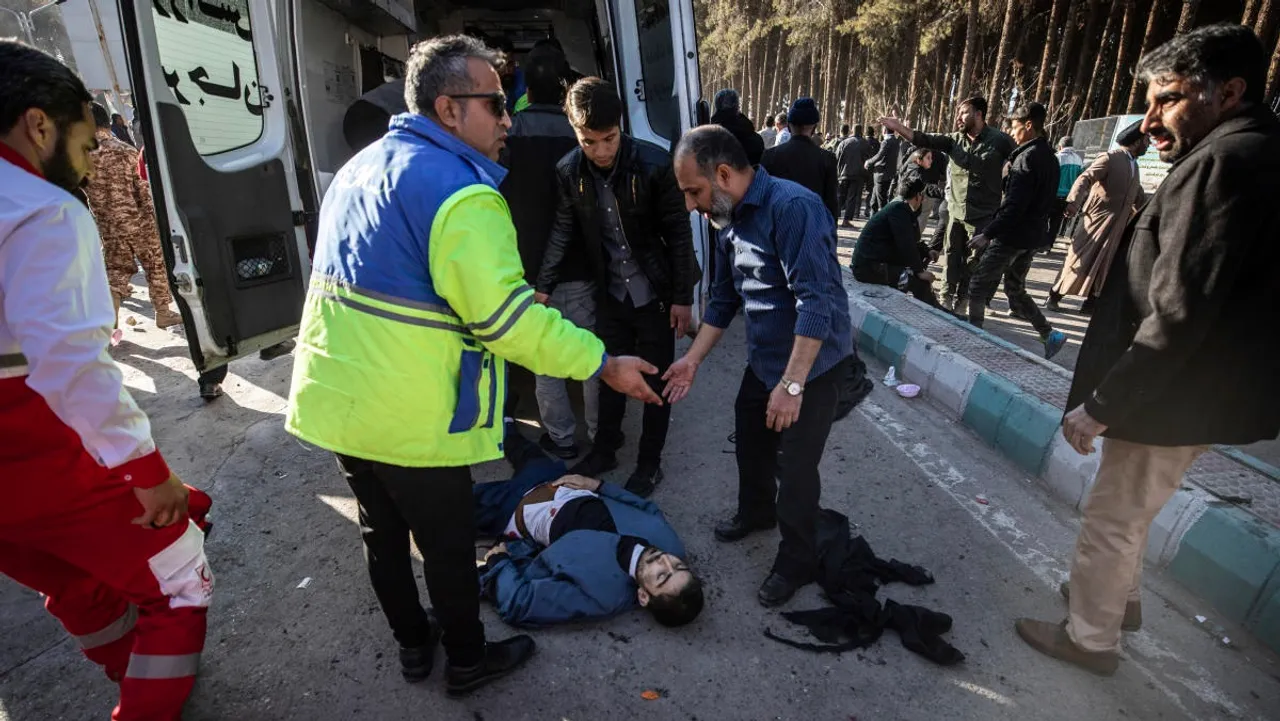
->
<box><xmin>447</xmin><ymin>92</ymin><xmax>508</xmax><ymax>119</ymax></box>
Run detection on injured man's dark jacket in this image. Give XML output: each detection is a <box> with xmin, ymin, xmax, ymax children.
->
<box><xmin>472</xmin><ymin>430</ymin><xmax>703</xmax><ymax>628</ymax></box>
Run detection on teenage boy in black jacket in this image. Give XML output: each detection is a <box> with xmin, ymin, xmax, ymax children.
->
<box><xmin>537</xmin><ymin>78</ymin><xmax>697</xmax><ymax>497</ymax></box>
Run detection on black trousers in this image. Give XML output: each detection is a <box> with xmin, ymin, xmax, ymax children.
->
<box><xmin>942</xmin><ymin>218</ymin><xmax>987</xmax><ymax>301</ymax></box>
<box><xmin>851</xmin><ymin>260</ymin><xmax>940</xmax><ymax>307</ymax></box>
<box><xmin>595</xmin><ymin>294</ymin><xmax>675</xmax><ymax>464</ymax></box>
<box><xmin>870</xmin><ymin>172</ymin><xmax>893</xmax><ymax>214</ymax></box>
<box><xmin>837</xmin><ymin>177</ymin><xmax>867</xmax><ymax>221</ymax></box>
<box><xmin>337</xmin><ymin>456</ymin><xmax>486</xmax><ymax>666</ymax></box>
<box><xmin>968</xmin><ymin>240</ymin><xmax>1053</xmax><ymax>336</ymax></box>
<box><xmin>1045</xmin><ymin>198</ymin><xmax>1069</xmax><ymax>248</ymax></box>
<box><xmin>734</xmin><ymin>357</ymin><xmax>848</xmax><ymax>582</ymax></box>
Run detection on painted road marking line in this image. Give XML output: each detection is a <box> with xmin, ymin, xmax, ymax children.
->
<box><xmin>858</xmin><ymin>401</ymin><xmax>1242</xmax><ymax>719</ymax></box>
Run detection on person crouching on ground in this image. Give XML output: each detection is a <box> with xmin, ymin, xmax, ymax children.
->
<box><xmin>850</xmin><ymin>178</ymin><xmax>940</xmax><ymax>307</ymax></box>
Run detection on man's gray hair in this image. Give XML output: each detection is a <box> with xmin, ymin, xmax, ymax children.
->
<box><xmin>1058</xmin><ymin>136</ymin><xmax>1073</xmax><ymax>149</ymax></box>
<box><xmin>675</xmin><ymin>125</ymin><xmax>750</xmax><ymax>177</ymax></box>
<box><xmin>405</xmin><ymin>35</ymin><xmax>502</xmax><ymax>116</ymax></box>
<box><xmin>1135</xmin><ymin>24</ymin><xmax>1266</xmax><ymax>105</ymax></box>
<box><xmin>714</xmin><ymin>88</ymin><xmax>740</xmax><ymax>113</ymax></box>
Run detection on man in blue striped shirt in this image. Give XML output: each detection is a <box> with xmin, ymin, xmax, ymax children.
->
<box><xmin>664</xmin><ymin>125</ymin><xmax>854</xmax><ymax>607</ymax></box>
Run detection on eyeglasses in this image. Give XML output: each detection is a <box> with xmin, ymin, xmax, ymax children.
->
<box><xmin>447</xmin><ymin>92</ymin><xmax>508</xmax><ymax>119</ymax></box>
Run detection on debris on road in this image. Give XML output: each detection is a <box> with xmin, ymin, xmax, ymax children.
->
<box><xmin>125</xmin><ymin>316</ymin><xmax>137</xmax><ymax>326</ymax></box>
<box><xmin>640</xmin><ymin>689</ymin><xmax>666</xmax><ymax>701</ymax></box>
<box><xmin>296</xmin><ymin>577</ymin><xmax>312</xmax><ymax>589</ymax></box>
<box><xmin>896</xmin><ymin>383</ymin><xmax>921</xmax><ymax>398</ymax></box>
<box><xmin>975</xmin><ymin>496</ymin><xmax>989</xmax><ymax>505</ymax></box>
<box><xmin>883</xmin><ymin>366</ymin><xmax>899</xmax><ymax>387</ymax></box>
<box><xmin>1195</xmin><ymin>615</ymin><xmax>1207</xmax><ymax>624</ymax></box>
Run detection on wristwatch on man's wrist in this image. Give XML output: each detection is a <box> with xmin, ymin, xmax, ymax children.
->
<box><xmin>780</xmin><ymin>377</ymin><xmax>804</xmax><ymax>397</ymax></box>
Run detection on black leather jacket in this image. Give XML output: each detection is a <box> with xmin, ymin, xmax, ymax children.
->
<box><xmin>538</xmin><ymin>135</ymin><xmax>698</xmax><ymax>306</ymax></box>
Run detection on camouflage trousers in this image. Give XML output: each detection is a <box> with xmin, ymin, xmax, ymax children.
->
<box><xmin>101</xmin><ymin>232</ymin><xmax>173</xmax><ymax>309</ymax></box>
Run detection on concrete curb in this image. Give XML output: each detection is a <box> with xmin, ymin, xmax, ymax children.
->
<box><xmin>845</xmin><ymin>283</ymin><xmax>1280</xmax><ymax>653</ymax></box>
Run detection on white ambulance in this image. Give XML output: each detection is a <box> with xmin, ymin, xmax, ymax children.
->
<box><xmin>102</xmin><ymin>0</ymin><xmax>706</xmax><ymax>372</ymax></box>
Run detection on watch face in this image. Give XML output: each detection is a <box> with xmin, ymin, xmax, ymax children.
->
<box><xmin>787</xmin><ymin>382</ymin><xmax>802</xmax><ymax>396</ymax></box>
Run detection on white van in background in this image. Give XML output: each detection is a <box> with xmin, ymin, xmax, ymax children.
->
<box><xmin>105</xmin><ymin>0</ymin><xmax>705</xmax><ymax>373</ymax></box>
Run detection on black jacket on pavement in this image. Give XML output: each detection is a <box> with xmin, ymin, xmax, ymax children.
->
<box><xmin>836</xmin><ymin>136</ymin><xmax>874</xmax><ymax>180</ymax></box>
<box><xmin>865</xmin><ymin>134</ymin><xmax>901</xmax><ymax>174</ymax></box>
<box><xmin>982</xmin><ymin>136</ymin><xmax>1057</xmax><ymax>249</ymax></box>
<box><xmin>711</xmin><ymin>108</ymin><xmax>766</xmax><ymax>166</ymax></box>
<box><xmin>852</xmin><ymin>199</ymin><xmax>927</xmax><ymax>274</ymax></box>
<box><xmin>1067</xmin><ymin>106</ymin><xmax>1280</xmax><ymax>447</ymax></box>
<box><xmin>499</xmin><ymin>104</ymin><xmax>584</xmax><ymax>284</ymax></box>
<box><xmin>761</xmin><ymin>134</ymin><xmax>840</xmax><ymax>220</ymax></box>
<box><xmin>538</xmin><ymin>135</ymin><xmax>698</xmax><ymax>306</ymax></box>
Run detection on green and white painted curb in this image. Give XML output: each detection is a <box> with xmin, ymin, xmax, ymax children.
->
<box><xmin>845</xmin><ymin>284</ymin><xmax>1280</xmax><ymax>654</ymax></box>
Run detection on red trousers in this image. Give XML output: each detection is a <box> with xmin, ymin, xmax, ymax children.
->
<box><xmin>0</xmin><ymin>377</ymin><xmax>213</xmax><ymax>720</ymax></box>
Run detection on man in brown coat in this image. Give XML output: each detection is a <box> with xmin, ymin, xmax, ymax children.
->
<box><xmin>1045</xmin><ymin>122</ymin><xmax>1148</xmax><ymax>314</ymax></box>
<box><xmin>85</xmin><ymin>103</ymin><xmax>179</xmax><ymax>328</ymax></box>
<box><xmin>1015</xmin><ymin>24</ymin><xmax>1280</xmax><ymax>676</ymax></box>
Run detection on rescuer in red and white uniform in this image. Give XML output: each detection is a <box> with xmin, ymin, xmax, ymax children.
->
<box><xmin>0</xmin><ymin>40</ymin><xmax>213</xmax><ymax>720</ymax></box>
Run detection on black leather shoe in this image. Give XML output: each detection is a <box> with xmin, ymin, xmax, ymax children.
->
<box><xmin>199</xmin><ymin>381</ymin><xmax>223</xmax><ymax>402</ymax></box>
<box><xmin>539</xmin><ymin>433</ymin><xmax>579</xmax><ymax>460</ymax></box>
<box><xmin>569</xmin><ymin>450</ymin><xmax>618</xmax><ymax>477</ymax></box>
<box><xmin>625</xmin><ymin>463</ymin><xmax>663</xmax><ymax>498</ymax></box>
<box><xmin>758</xmin><ymin>573</ymin><xmax>799</xmax><ymax>607</ymax></box>
<box><xmin>445</xmin><ymin>635</ymin><xmax>536</xmax><ymax>698</ymax></box>
<box><xmin>714</xmin><ymin>514</ymin><xmax>776</xmax><ymax>543</ymax></box>
<box><xmin>258</xmin><ymin>339</ymin><xmax>295</xmax><ymax>361</ymax></box>
<box><xmin>398</xmin><ymin>620</ymin><xmax>441</xmax><ymax>683</ymax></box>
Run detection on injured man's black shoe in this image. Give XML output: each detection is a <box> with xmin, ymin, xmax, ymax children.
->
<box><xmin>446</xmin><ymin>635</ymin><xmax>536</xmax><ymax>697</ymax></box>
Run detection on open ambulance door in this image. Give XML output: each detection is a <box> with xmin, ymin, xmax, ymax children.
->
<box><xmin>609</xmin><ymin>0</ymin><xmax>710</xmax><ymax>325</ymax></box>
<box><xmin>118</xmin><ymin>0</ymin><xmax>310</xmax><ymax>372</ymax></box>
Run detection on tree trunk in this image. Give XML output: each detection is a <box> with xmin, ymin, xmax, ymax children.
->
<box><xmin>1083</xmin><ymin>0</ymin><xmax>1124</xmax><ymax>120</ymax></box>
<box><xmin>1050</xmin><ymin>0</ymin><xmax>1084</xmax><ymax>123</ymax></box>
<box><xmin>1268</xmin><ymin>24</ymin><xmax>1280</xmax><ymax>104</ymax></box>
<box><xmin>1036</xmin><ymin>0</ymin><xmax>1071</xmax><ymax>99</ymax></box>
<box><xmin>1069</xmin><ymin>0</ymin><xmax>1104</xmax><ymax>121</ymax></box>
<box><xmin>938</xmin><ymin>31</ymin><xmax>961</xmax><ymax>128</ymax></box>
<box><xmin>1254</xmin><ymin>0</ymin><xmax>1277</xmax><ymax>48</ymax></box>
<box><xmin>822</xmin><ymin>23</ymin><xmax>836</xmax><ymax>132</ymax></box>
<box><xmin>1127</xmin><ymin>0</ymin><xmax>1168</xmax><ymax>111</ymax></box>
<box><xmin>1244</xmin><ymin>0</ymin><xmax>1260</xmax><ymax>26</ymax></box>
<box><xmin>927</xmin><ymin>43</ymin><xmax>946</xmax><ymax>127</ymax></box>
<box><xmin>987</xmin><ymin>0</ymin><xmax>1021</xmax><ymax>121</ymax></box>
<box><xmin>1107</xmin><ymin>0</ymin><xmax>1139</xmax><ymax>115</ymax></box>
<box><xmin>754</xmin><ymin>31</ymin><xmax>769</xmax><ymax>123</ymax></box>
<box><xmin>905</xmin><ymin>18</ymin><xmax>923</xmax><ymax>123</ymax></box>
<box><xmin>958</xmin><ymin>0</ymin><xmax>981</xmax><ymax>98</ymax></box>
<box><xmin>834</xmin><ymin>33</ymin><xmax>851</xmax><ymax>126</ymax></box>
<box><xmin>769</xmin><ymin>28</ymin><xmax>784</xmax><ymax>120</ymax></box>
<box><xmin>1176</xmin><ymin>0</ymin><xmax>1199</xmax><ymax>34</ymax></box>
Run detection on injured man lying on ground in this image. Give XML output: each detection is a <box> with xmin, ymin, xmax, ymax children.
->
<box><xmin>473</xmin><ymin>429</ymin><xmax>703</xmax><ymax>628</ymax></box>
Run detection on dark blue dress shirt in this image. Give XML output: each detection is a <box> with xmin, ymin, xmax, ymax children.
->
<box><xmin>702</xmin><ymin>167</ymin><xmax>854</xmax><ymax>387</ymax></box>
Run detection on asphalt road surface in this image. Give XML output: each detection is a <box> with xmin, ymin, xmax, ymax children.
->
<box><xmin>1</xmin><ymin>288</ymin><xmax>1277</xmax><ymax>721</ymax></box>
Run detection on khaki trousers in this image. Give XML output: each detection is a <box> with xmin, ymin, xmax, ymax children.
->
<box><xmin>1067</xmin><ymin>438</ymin><xmax>1207</xmax><ymax>652</ymax></box>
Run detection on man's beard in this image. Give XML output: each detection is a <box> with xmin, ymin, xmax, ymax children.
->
<box><xmin>707</xmin><ymin>187</ymin><xmax>735</xmax><ymax>229</ymax></box>
<box><xmin>42</xmin><ymin>133</ymin><xmax>85</xmax><ymax>194</ymax></box>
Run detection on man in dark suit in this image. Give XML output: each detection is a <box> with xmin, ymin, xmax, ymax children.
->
<box><xmin>711</xmin><ymin>88</ymin><xmax>765</xmax><ymax>166</ymax></box>
<box><xmin>1015</xmin><ymin>24</ymin><xmax>1280</xmax><ymax>677</ymax></box>
<box><xmin>835</xmin><ymin>124</ymin><xmax>873</xmax><ymax>225</ymax></box>
<box><xmin>760</xmin><ymin>97</ymin><xmax>839</xmax><ymax>220</ymax></box>
<box><xmin>864</xmin><ymin>127</ymin><xmax>901</xmax><ymax>214</ymax></box>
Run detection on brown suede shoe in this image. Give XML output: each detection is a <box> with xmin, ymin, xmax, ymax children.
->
<box><xmin>1015</xmin><ymin>618</ymin><xmax>1119</xmax><ymax>676</ymax></box>
<box><xmin>1060</xmin><ymin>582</ymin><xmax>1142</xmax><ymax>631</ymax></box>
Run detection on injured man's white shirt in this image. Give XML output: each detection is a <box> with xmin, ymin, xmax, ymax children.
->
<box><xmin>503</xmin><ymin>487</ymin><xmax>598</xmax><ymax>546</ymax></box>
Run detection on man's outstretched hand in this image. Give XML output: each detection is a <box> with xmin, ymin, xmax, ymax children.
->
<box><xmin>661</xmin><ymin>355</ymin><xmax>699</xmax><ymax>404</ymax></box>
<box><xmin>601</xmin><ymin>355</ymin><xmax>663</xmax><ymax>405</ymax></box>
<box><xmin>877</xmin><ymin>116</ymin><xmax>912</xmax><ymax>137</ymax></box>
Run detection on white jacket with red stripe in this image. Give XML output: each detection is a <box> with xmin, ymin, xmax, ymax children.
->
<box><xmin>0</xmin><ymin>146</ymin><xmax>169</xmax><ymax>493</ymax></box>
